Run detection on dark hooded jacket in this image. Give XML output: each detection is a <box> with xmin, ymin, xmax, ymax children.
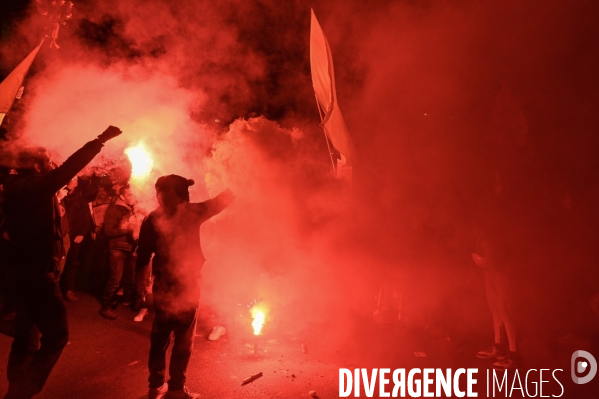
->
<box><xmin>136</xmin><ymin>189</ymin><xmax>234</xmax><ymax>312</ymax></box>
<box><xmin>3</xmin><ymin>139</ymin><xmax>104</xmax><ymax>275</ymax></box>
<box><xmin>63</xmin><ymin>188</ymin><xmax>94</xmax><ymax>238</ymax></box>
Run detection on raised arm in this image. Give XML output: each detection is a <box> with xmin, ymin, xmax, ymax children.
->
<box><xmin>40</xmin><ymin>126</ymin><xmax>122</xmax><ymax>194</ymax></box>
<box><xmin>190</xmin><ymin>188</ymin><xmax>235</xmax><ymax>222</ymax></box>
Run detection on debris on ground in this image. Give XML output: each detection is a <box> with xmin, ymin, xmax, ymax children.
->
<box><xmin>241</xmin><ymin>372</ymin><xmax>263</xmax><ymax>386</ymax></box>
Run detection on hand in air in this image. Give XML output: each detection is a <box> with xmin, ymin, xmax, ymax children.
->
<box><xmin>97</xmin><ymin>126</ymin><xmax>123</xmax><ymax>143</ymax></box>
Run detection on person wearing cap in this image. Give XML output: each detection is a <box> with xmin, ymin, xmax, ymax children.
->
<box><xmin>1</xmin><ymin>126</ymin><xmax>122</xmax><ymax>399</ymax></box>
<box><xmin>136</xmin><ymin>175</ymin><xmax>234</xmax><ymax>399</ymax></box>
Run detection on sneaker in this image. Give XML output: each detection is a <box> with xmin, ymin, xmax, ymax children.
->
<box><xmin>208</xmin><ymin>326</ymin><xmax>226</xmax><ymax>341</ymax></box>
<box><xmin>134</xmin><ymin>308</ymin><xmax>149</xmax><ymax>322</ymax></box>
<box><xmin>99</xmin><ymin>307</ymin><xmax>118</xmax><ymax>320</ymax></box>
<box><xmin>165</xmin><ymin>386</ymin><xmax>200</xmax><ymax>399</ymax></box>
<box><xmin>476</xmin><ymin>345</ymin><xmax>505</xmax><ymax>359</ymax></box>
<box><xmin>148</xmin><ymin>383</ymin><xmax>168</xmax><ymax>399</ymax></box>
<box><xmin>64</xmin><ymin>290</ymin><xmax>79</xmax><ymax>302</ymax></box>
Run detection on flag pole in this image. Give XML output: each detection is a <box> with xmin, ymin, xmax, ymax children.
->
<box><xmin>314</xmin><ymin>93</ymin><xmax>336</xmax><ymax>173</ymax></box>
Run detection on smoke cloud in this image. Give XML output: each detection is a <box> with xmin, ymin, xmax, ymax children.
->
<box><xmin>1</xmin><ymin>0</ymin><xmax>598</xmax><ymax>360</ymax></box>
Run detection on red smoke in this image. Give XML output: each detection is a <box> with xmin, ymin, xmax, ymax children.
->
<box><xmin>1</xmin><ymin>0</ymin><xmax>598</xmax><ymax>358</ymax></box>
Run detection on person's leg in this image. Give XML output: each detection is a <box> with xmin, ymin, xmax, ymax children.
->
<box><xmin>89</xmin><ymin>234</ymin><xmax>108</xmax><ymax>296</ymax></box>
<box><xmin>101</xmin><ymin>249</ymin><xmax>126</xmax><ymax>309</ymax></box>
<box><xmin>476</xmin><ymin>271</ymin><xmax>506</xmax><ymax>360</ymax></box>
<box><xmin>121</xmin><ymin>252</ymin><xmax>136</xmax><ymax>305</ymax></box>
<box><xmin>26</xmin><ymin>276</ymin><xmax>69</xmax><ymax>394</ymax></box>
<box><xmin>485</xmin><ymin>271</ymin><xmax>503</xmax><ymax>346</ymax></box>
<box><xmin>0</xmin><ymin>242</ymin><xmax>16</xmax><ymax>317</ymax></box>
<box><xmin>6</xmin><ymin>303</ymin><xmax>39</xmax><ymax>389</ymax></box>
<box><xmin>495</xmin><ymin>272</ymin><xmax>516</xmax><ymax>353</ymax></box>
<box><xmin>6</xmin><ymin>275</ymin><xmax>69</xmax><ymax>399</ymax></box>
<box><xmin>148</xmin><ymin>308</ymin><xmax>173</xmax><ymax>389</ymax></box>
<box><xmin>168</xmin><ymin>307</ymin><xmax>198</xmax><ymax>391</ymax></box>
<box><xmin>61</xmin><ymin>239</ymin><xmax>81</xmax><ymax>295</ymax></box>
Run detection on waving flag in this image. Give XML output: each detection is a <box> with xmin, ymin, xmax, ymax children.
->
<box><xmin>0</xmin><ymin>41</ymin><xmax>42</xmax><ymax>125</ymax></box>
<box><xmin>310</xmin><ymin>9</ymin><xmax>356</xmax><ymax>166</ymax></box>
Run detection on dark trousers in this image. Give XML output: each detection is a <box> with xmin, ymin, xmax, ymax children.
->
<box><xmin>148</xmin><ymin>305</ymin><xmax>198</xmax><ymax>391</ymax></box>
<box><xmin>0</xmin><ymin>239</ymin><xmax>16</xmax><ymax>314</ymax></box>
<box><xmin>88</xmin><ymin>234</ymin><xmax>109</xmax><ymax>296</ymax></box>
<box><xmin>5</xmin><ymin>274</ymin><xmax>69</xmax><ymax>399</ymax></box>
<box><xmin>60</xmin><ymin>239</ymin><xmax>81</xmax><ymax>293</ymax></box>
<box><xmin>102</xmin><ymin>249</ymin><xmax>135</xmax><ymax>308</ymax></box>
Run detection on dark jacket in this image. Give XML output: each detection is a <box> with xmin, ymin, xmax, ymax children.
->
<box><xmin>3</xmin><ymin>139</ymin><xmax>104</xmax><ymax>275</ymax></box>
<box><xmin>58</xmin><ymin>199</ymin><xmax>70</xmax><ymax>236</ymax></box>
<box><xmin>136</xmin><ymin>189</ymin><xmax>234</xmax><ymax>311</ymax></box>
<box><xmin>103</xmin><ymin>197</ymin><xmax>136</xmax><ymax>251</ymax></box>
<box><xmin>63</xmin><ymin>189</ymin><xmax>94</xmax><ymax>238</ymax></box>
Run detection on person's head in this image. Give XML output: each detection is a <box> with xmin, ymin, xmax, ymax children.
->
<box><xmin>155</xmin><ymin>174</ymin><xmax>194</xmax><ymax>212</ymax></box>
<box><xmin>96</xmin><ymin>186</ymin><xmax>109</xmax><ymax>202</ymax></box>
<box><xmin>18</xmin><ymin>147</ymin><xmax>56</xmax><ymax>175</ymax></box>
<box><xmin>119</xmin><ymin>185</ymin><xmax>137</xmax><ymax>206</ymax></box>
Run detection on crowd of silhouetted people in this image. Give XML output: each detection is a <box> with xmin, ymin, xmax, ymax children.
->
<box><xmin>0</xmin><ymin>171</ymin><xmax>149</xmax><ymax>323</ymax></box>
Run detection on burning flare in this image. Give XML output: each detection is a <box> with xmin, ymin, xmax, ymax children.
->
<box><xmin>125</xmin><ymin>142</ymin><xmax>154</xmax><ymax>180</ymax></box>
<box><xmin>250</xmin><ymin>306</ymin><xmax>266</xmax><ymax>335</ymax></box>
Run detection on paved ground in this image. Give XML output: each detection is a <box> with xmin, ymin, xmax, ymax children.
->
<box><xmin>0</xmin><ymin>291</ymin><xmax>598</xmax><ymax>398</ymax></box>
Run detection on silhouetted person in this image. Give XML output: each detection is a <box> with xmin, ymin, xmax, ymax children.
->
<box><xmin>0</xmin><ymin>174</ymin><xmax>17</xmax><ymax>321</ymax></box>
<box><xmin>55</xmin><ymin>184</ymin><xmax>70</xmax><ymax>277</ymax></box>
<box><xmin>1</xmin><ymin>126</ymin><xmax>122</xmax><ymax>399</ymax></box>
<box><xmin>99</xmin><ymin>185</ymin><xmax>139</xmax><ymax>319</ymax></box>
<box><xmin>137</xmin><ymin>175</ymin><xmax>233</xmax><ymax>399</ymax></box>
<box><xmin>60</xmin><ymin>177</ymin><xmax>94</xmax><ymax>302</ymax></box>
<box><xmin>87</xmin><ymin>185</ymin><xmax>112</xmax><ymax>295</ymax></box>
<box><xmin>472</xmin><ymin>172</ymin><xmax>519</xmax><ymax>370</ymax></box>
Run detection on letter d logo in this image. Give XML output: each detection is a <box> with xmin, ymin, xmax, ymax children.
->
<box><xmin>571</xmin><ymin>350</ymin><xmax>597</xmax><ymax>384</ymax></box>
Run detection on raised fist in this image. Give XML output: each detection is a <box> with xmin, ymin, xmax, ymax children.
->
<box><xmin>97</xmin><ymin>126</ymin><xmax>122</xmax><ymax>143</ymax></box>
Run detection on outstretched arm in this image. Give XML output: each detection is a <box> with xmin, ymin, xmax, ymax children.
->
<box><xmin>190</xmin><ymin>188</ymin><xmax>235</xmax><ymax>222</ymax></box>
<box><xmin>40</xmin><ymin>126</ymin><xmax>122</xmax><ymax>194</ymax></box>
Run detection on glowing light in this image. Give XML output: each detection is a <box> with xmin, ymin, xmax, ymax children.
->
<box><xmin>125</xmin><ymin>143</ymin><xmax>154</xmax><ymax>180</ymax></box>
<box><xmin>250</xmin><ymin>306</ymin><xmax>266</xmax><ymax>335</ymax></box>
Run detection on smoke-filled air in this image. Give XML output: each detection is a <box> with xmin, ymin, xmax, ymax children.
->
<box><xmin>1</xmin><ymin>0</ymin><xmax>598</xmax><ymax>397</ymax></box>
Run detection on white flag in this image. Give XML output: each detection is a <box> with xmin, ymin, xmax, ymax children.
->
<box><xmin>0</xmin><ymin>41</ymin><xmax>42</xmax><ymax>125</ymax></box>
<box><xmin>310</xmin><ymin>9</ymin><xmax>356</xmax><ymax>166</ymax></box>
